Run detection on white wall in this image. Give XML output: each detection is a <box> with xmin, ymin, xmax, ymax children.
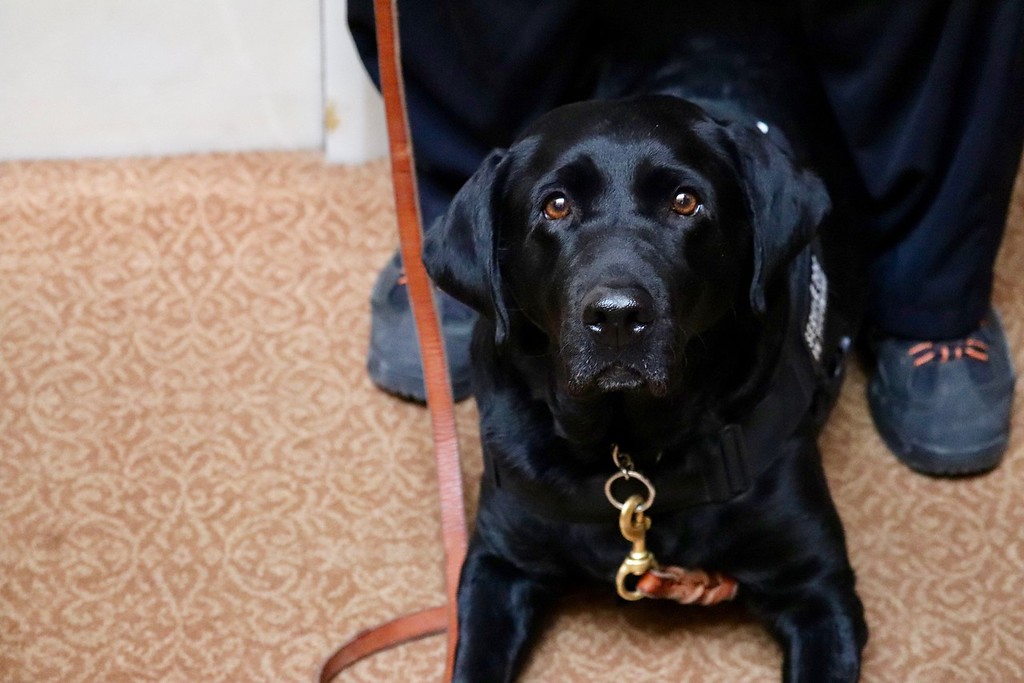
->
<box><xmin>0</xmin><ymin>0</ymin><xmax>386</xmax><ymax>162</ymax></box>
<box><xmin>322</xmin><ymin>0</ymin><xmax>387</xmax><ymax>163</ymax></box>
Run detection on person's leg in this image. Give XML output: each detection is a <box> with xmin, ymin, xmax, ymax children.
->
<box><xmin>803</xmin><ymin>0</ymin><xmax>1024</xmax><ymax>473</ymax></box>
<box><xmin>348</xmin><ymin>0</ymin><xmax>603</xmax><ymax>400</ymax></box>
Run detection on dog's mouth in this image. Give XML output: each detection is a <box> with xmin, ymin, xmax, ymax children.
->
<box><xmin>596</xmin><ymin>365</ymin><xmax>646</xmax><ymax>392</ymax></box>
<box><xmin>566</xmin><ymin>361</ymin><xmax>670</xmax><ymax>399</ymax></box>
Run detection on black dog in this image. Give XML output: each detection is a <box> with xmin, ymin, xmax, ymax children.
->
<box><xmin>422</xmin><ymin>18</ymin><xmax>868</xmax><ymax>682</ymax></box>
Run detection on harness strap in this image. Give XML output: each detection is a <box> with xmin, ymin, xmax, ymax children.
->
<box><xmin>320</xmin><ymin>1</ymin><xmax>467</xmax><ymax>680</ymax></box>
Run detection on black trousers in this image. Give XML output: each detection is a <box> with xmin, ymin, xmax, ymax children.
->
<box><xmin>349</xmin><ymin>0</ymin><xmax>1024</xmax><ymax>339</ymax></box>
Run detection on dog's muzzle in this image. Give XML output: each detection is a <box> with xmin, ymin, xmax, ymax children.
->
<box><xmin>564</xmin><ymin>284</ymin><xmax>671</xmax><ymax>397</ymax></box>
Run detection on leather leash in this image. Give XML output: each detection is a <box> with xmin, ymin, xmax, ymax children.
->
<box><xmin>320</xmin><ymin>0</ymin><xmax>467</xmax><ymax>680</ymax></box>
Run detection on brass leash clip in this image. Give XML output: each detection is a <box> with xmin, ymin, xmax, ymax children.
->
<box><xmin>615</xmin><ymin>494</ymin><xmax>659</xmax><ymax>600</ymax></box>
<box><xmin>603</xmin><ymin>448</ymin><xmax>739</xmax><ymax>607</ymax></box>
<box><xmin>604</xmin><ymin>446</ymin><xmax>659</xmax><ymax>601</ymax></box>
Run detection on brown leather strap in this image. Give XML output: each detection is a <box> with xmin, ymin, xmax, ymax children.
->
<box><xmin>320</xmin><ymin>0</ymin><xmax>468</xmax><ymax>680</ymax></box>
<box><xmin>636</xmin><ymin>566</ymin><xmax>739</xmax><ymax>606</ymax></box>
<box><xmin>319</xmin><ymin>607</ymin><xmax>446</xmax><ymax>683</ymax></box>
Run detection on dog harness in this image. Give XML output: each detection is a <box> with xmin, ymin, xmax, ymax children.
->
<box><xmin>482</xmin><ymin>240</ymin><xmax>849</xmax><ymax>604</ymax></box>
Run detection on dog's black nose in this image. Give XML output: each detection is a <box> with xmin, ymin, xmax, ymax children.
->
<box><xmin>582</xmin><ymin>287</ymin><xmax>655</xmax><ymax>347</ymax></box>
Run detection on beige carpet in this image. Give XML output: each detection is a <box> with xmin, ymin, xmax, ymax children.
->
<box><xmin>1</xmin><ymin>151</ymin><xmax>1022</xmax><ymax>682</ymax></box>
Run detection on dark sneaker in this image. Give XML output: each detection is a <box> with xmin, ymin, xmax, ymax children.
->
<box><xmin>867</xmin><ymin>309</ymin><xmax>1016</xmax><ymax>475</ymax></box>
<box><xmin>367</xmin><ymin>252</ymin><xmax>477</xmax><ymax>402</ymax></box>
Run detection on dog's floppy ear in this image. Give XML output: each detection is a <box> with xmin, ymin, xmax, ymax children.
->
<box><xmin>722</xmin><ymin>123</ymin><xmax>831</xmax><ymax>315</ymax></box>
<box><xmin>422</xmin><ymin>149</ymin><xmax>510</xmax><ymax>343</ymax></box>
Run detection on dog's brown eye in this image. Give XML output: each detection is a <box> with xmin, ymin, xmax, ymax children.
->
<box><xmin>542</xmin><ymin>193</ymin><xmax>571</xmax><ymax>220</ymax></box>
<box><xmin>671</xmin><ymin>190</ymin><xmax>701</xmax><ymax>216</ymax></box>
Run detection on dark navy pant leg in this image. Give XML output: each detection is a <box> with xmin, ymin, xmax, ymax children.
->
<box><xmin>803</xmin><ymin>1</ymin><xmax>1024</xmax><ymax>339</ymax></box>
<box><xmin>350</xmin><ymin>0</ymin><xmax>1024</xmax><ymax>340</ymax></box>
<box><xmin>347</xmin><ymin>0</ymin><xmax>604</xmax><ymax>227</ymax></box>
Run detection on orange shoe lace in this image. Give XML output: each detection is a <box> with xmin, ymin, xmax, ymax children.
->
<box><xmin>908</xmin><ymin>339</ymin><xmax>990</xmax><ymax>367</ymax></box>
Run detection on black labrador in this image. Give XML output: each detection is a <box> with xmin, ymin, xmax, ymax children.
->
<box><xmin>422</xmin><ymin>12</ymin><xmax>868</xmax><ymax>682</ymax></box>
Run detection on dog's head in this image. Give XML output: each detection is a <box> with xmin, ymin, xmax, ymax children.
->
<box><xmin>424</xmin><ymin>96</ymin><xmax>829</xmax><ymax>400</ymax></box>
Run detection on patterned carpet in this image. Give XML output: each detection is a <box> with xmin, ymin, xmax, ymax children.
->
<box><xmin>1</xmin><ymin>152</ymin><xmax>1022</xmax><ymax>682</ymax></box>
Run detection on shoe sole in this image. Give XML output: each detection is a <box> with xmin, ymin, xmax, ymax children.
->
<box><xmin>367</xmin><ymin>353</ymin><xmax>473</xmax><ymax>404</ymax></box>
<box><xmin>868</xmin><ymin>397</ymin><xmax>1007</xmax><ymax>476</ymax></box>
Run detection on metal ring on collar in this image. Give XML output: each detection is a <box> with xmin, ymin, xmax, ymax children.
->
<box><xmin>604</xmin><ymin>470</ymin><xmax>656</xmax><ymax>512</ymax></box>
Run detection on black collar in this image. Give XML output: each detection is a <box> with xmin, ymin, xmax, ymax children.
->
<box><xmin>485</xmin><ymin>243</ymin><xmax>828</xmax><ymax>523</ymax></box>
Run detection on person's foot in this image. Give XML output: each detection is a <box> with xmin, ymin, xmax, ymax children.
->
<box><xmin>867</xmin><ymin>309</ymin><xmax>1016</xmax><ymax>475</ymax></box>
<box><xmin>367</xmin><ymin>252</ymin><xmax>477</xmax><ymax>402</ymax></box>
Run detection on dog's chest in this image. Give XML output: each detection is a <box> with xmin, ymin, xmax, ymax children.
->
<box><xmin>481</xmin><ymin>485</ymin><xmax>730</xmax><ymax>583</ymax></box>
